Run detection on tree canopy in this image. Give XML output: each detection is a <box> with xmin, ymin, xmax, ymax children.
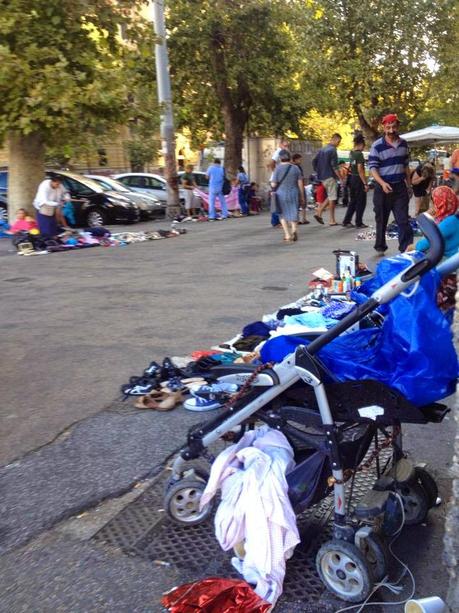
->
<box><xmin>299</xmin><ymin>0</ymin><xmax>454</xmax><ymax>139</ymax></box>
<box><xmin>167</xmin><ymin>0</ymin><xmax>312</xmax><ymax>173</ymax></box>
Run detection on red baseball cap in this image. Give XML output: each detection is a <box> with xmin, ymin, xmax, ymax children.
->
<box><xmin>381</xmin><ymin>113</ymin><xmax>400</xmax><ymax>125</ymax></box>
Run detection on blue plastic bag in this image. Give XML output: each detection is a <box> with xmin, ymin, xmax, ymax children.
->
<box><xmin>262</xmin><ymin>254</ymin><xmax>458</xmax><ymax>406</ymax></box>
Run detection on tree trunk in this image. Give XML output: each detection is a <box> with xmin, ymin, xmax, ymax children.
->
<box><xmin>354</xmin><ymin>105</ymin><xmax>380</xmax><ymax>143</ymax></box>
<box><xmin>222</xmin><ymin>108</ymin><xmax>246</xmax><ymax>178</ymax></box>
<box><xmin>8</xmin><ymin>132</ymin><xmax>45</xmax><ymax>222</ymax></box>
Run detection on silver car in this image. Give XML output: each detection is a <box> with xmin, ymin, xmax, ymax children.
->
<box><xmin>86</xmin><ymin>175</ymin><xmax>165</xmax><ymax>219</ymax></box>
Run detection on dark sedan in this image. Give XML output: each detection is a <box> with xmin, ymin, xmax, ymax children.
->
<box><xmin>46</xmin><ymin>170</ymin><xmax>140</xmax><ymax>227</ymax></box>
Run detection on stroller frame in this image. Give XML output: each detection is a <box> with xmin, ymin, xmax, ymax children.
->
<box><xmin>166</xmin><ymin>214</ymin><xmax>451</xmax><ymax>602</ymax></box>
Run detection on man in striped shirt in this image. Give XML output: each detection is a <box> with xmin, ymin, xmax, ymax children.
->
<box><xmin>368</xmin><ymin>113</ymin><xmax>413</xmax><ymax>254</ymax></box>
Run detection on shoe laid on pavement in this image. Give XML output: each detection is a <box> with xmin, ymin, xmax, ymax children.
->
<box><xmin>183</xmin><ymin>395</ymin><xmax>225</xmax><ymax>412</ymax></box>
<box><xmin>190</xmin><ymin>382</ymin><xmax>239</xmax><ymax>398</ymax></box>
<box><xmin>121</xmin><ymin>378</ymin><xmax>157</xmax><ymax>396</ymax></box>
<box><xmin>144</xmin><ymin>361</ymin><xmax>161</xmax><ymax>377</ymax></box>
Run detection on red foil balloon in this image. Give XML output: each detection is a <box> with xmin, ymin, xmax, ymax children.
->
<box><xmin>161</xmin><ymin>577</ymin><xmax>271</xmax><ymax>612</ymax></box>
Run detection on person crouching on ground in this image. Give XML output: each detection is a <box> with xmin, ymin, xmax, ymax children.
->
<box><xmin>271</xmin><ymin>150</ymin><xmax>305</xmax><ymax>243</ymax></box>
<box><xmin>33</xmin><ymin>173</ymin><xmax>69</xmax><ymax>237</ymax></box>
<box><xmin>411</xmin><ymin>162</ymin><xmax>435</xmax><ymax>216</ymax></box>
<box><xmin>6</xmin><ymin>208</ymin><xmax>38</xmax><ymax>235</ymax></box>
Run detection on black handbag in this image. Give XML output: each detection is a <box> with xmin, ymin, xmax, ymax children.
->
<box><xmin>222</xmin><ymin>168</ymin><xmax>231</xmax><ymax>195</ymax></box>
<box><xmin>270</xmin><ymin>164</ymin><xmax>292</xmax><ymax>214</ymax></box>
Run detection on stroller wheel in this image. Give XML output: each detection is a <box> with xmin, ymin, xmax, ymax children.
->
<box><xmin>164</xmin><ymin>478</ymin><xmax>213</xmax><ymax>526</ymax></box>
<box><xmin>359</xmin><ymin>532</ymin><xmax>389</xmax><ymax>583</ymax></box>
<box><xmin>395</xmin><ymin>481</ymin><xmax>429</xmax><ymax>525</ymax></box>
<box><xmin>316</xmin><ymin>540</ymin><xmax>374</xmax><ymax>603</ymax></box>
<box><xmin>414</xmin><ymin>466</ymin><xmax>439</xmax><ymax>508</ymax></box>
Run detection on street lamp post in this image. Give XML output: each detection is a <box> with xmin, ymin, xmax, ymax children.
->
<box><xmin>152</xmin><ymin>0</ymin><xmax>180</xmax><ymax>218</ymax></box>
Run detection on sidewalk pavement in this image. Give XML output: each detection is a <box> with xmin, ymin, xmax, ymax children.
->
<box><xmin>0</xmin><ymin>207</ymin><xmax>457</xmax><ymax>611</ymax></box>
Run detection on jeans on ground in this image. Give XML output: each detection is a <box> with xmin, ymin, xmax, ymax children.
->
<box><xmin>209</xmin><ymin>190</ymin><xmax>228</xmax><ymax>219</ymax></box>
<box><xmin>343</xmin><ymin>176</ymin><xmax>367</xmax><ymax>226</ymax></box>
<box><xmin>373</xmin><ymin>182</ymin><xmax>413</xmax><ymax>252</ymax></box>
<box><xmin>238</xmin><ymin>188</ymin><xmax>249</xmax><ymax>215</ymax></box>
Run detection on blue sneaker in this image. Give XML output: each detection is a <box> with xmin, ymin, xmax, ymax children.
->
<box><xmin>190</xmin><ymin>383</ymin><xmax>239</xmax><ymax>398</ymax></box>
<box><xmin>183</xmin><ymin>395</ymin><xmax>225</xmax><ymax>412</ymax></box>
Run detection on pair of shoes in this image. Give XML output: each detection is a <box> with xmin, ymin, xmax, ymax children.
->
<box><xmin>134</xmin><ymin>388</ymin><xmax>183</xmax><ymax>411</ymax></box>
<box><xmin>356</xmin><ymin>223</ymin><xmax>369</xmax><ymax>228</ymax></box>
<box><xmin>342</xmin><ymin>223</ymin><xmax>354</xmax><ymax>228</ymax></box>
<box><xmin>313</xmin><ymin>214</ymin><xmax>324</xmax><ymax>225</ymax></box>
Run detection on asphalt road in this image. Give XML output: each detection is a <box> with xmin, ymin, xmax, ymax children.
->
<box><xmin>0</xmin><ymin>205</ymin><xmax>456</xmax><ymax>611</ymax></box>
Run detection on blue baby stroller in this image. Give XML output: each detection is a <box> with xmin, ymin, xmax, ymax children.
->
<box><xmin>164</xmin><ymin>215</ymin><xmax>457</xmax><ymax>603</ymax></box>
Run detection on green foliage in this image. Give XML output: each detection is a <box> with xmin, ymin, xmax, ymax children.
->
<box><xmin>167</xmin><ymin>0</ymin><xmax>311</xmax><ymax>145</ymax></box>
<box><xmin>412</xmin><ymin>4</ymin><xmax>459</xmax><ymax>129</ymax></box>
<box><xmin>0</xmin><ymin>0</ymin><xmax>158</xmax><ymax>147</ymax></box>
<box><xmin>300</xmin><ymin>0</ymin><xmax>454</xmax><ymax>136</ymax></box>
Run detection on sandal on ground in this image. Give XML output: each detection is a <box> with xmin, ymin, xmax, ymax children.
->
<box><xmin>329</xmin><ymin>222</ymin><xmax>338</xmax><ymax>226</ymax></box>
<box><xmin>283</xmin><ymin>237</ymin><xmax>293</xmax><ymax>243</ymax></box>
<box><xmin>136</xmin><ymin>389</ymin><xmax>183</xmax><ymax>411</ymax></box>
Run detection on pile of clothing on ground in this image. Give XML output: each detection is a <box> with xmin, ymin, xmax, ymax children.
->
<box><xmin>11</xmin><ymin>226</ymin><xmax>187</xmax><ymax>256</ymax></box>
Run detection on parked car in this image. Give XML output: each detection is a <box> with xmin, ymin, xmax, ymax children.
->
<box><xmin>113</xmin><ymin>172</ymin><xmax>186</xmax><ymax>203</ymax></box>
<box><xmin>46</xmin><ymin>170</ymin><xmax>140</xmax><ymax>227</ymax></box>
<box><xmin>0</xmin><ymin>170</ymin><xmax>7</xmax><ymax>195</ymax></box>
<box><xmin>0</xmin><ymin>193</ymin><xmax>7</xmax><ymax>222</ymax></box>
<box><xmin>85</xmin><ymin>175</ymin><xmax>165</xmax><ymax>219</ymax></box>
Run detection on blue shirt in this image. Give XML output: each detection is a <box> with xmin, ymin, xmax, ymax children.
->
<box><xmin>368</xmin><ymin>136</ymin><xmax>409</xmax><ymax>184</ymax></box>
<box><xmin>312</xmin><ymin>144</ymin><xmax>338</xmax><ymax>181</ymax></box>
<box><xmin>416</xmin><ymin>214</ymin><xmax>459</xmax><ymax>260</ymax></box>
<box><xmin>237</xmin><ymin>172</ymin><xmax>249</xmax><ymax>186</ymax></box>
<box><xmin>206</xmin><ymin>164</ymin><xmax>224</xmax><ymax>191</ymax></box>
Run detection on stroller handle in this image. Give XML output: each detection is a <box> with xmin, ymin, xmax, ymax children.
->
<box><xmin>305</xmin><ymin>214</ymin><xmax>445</xmax><ymax>357</ymax></box>
<box><xmin>400</xmin><ymin>213</ymin><xmax>445</xmax><ymax>283</ymax></box>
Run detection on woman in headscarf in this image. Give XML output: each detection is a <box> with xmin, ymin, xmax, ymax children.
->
<box><xmin>416</xmin><ymin>185</ymin><xmax>459</xmax><ymax>318</ymax></box>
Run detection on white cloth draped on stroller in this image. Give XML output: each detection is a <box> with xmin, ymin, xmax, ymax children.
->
<box><xmin>200</xmin><ymin>426</ymin><xmax>299</xmax><ymax>606</ymax></box>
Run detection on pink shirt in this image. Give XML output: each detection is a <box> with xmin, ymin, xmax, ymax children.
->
<box><xmin>10</xmin><ymin>219</ymin><xmax>38</xmax><ymax>233</ymax></box>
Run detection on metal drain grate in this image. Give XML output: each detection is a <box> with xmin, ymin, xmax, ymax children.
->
<box><xmin>94</xmin><ymin>449</ymin><xmax>391</xmax><ymax>610</ymax></box>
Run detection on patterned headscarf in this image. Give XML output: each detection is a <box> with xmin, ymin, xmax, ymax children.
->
<box><xmin>432</xmin><ymin>186</ymin><xmax>458</xmax><ymax>222</ymax></box>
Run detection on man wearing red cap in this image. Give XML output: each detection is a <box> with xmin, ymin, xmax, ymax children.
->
<box><xmin>368</xmin><ymin>114</ymin><xmax>413</xmax><ymax>254</ymax></box>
